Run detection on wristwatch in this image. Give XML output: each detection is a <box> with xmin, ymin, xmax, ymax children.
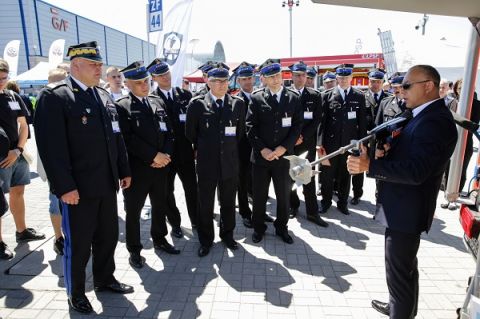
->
<box><xmin>14</xmin><ymin>147</ymin><xmax>23</xmax><ymax>156</ymax></box>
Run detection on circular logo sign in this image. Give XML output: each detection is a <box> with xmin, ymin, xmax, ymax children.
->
<box><xmin>6</xmin><ymin>47</ymin><xmax>18</xmax><ymax>58</ymax></box>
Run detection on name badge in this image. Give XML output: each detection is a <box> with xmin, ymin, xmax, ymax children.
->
<box><xmin>111</xmin><ymin>121</ymin><xmax>120</xmax><ymax>133</ymax></box>
<box><xmin>348</xmin><ymin>111</ymin><xmax>357</xmax><ymax>120</ymax></box>
<box><xmin>282</xmin><ymin>117</ymin><xmax>292</xmax><ymax>127</ymax></box>
<box><xmin>179</xmin><ymin>114</ymin><xmax>186</xmax><ymax>122</ymax></box>
<box><xmin>225</xmin><ymin>126</ymin><xmax>236</xmax><ymax>136</ymax></box>
<box><xmin>159</xmin><ymin>121</ymin><xmax>168</xmax><ymax>132</ymax></box>
<box><xmin>304</xmin><ymin>111</ymin><xmax>313</xmax><ymax>119</ymax></box>
<box><xmin>8</xmin><ymin>101</ymin><xmax>21</xmax><ymax>110</ymax></box>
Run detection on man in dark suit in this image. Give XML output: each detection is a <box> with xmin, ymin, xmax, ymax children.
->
<box><xmin>305</xmin><ymin>66</ymin><xmax>317</xmax><ymax>89</ymax></box>
<box><xmin>246</xmin><ymin>59</ymin><xmax>303</xmax><ymax>244</ymax></box>
<box><xmin>318</xmin><ymin>64</ymin><xmax>367</xmax><ymax>215</ymax></box>
<box><xmin>148</xmin><ymin>59</ymin><xmax>197</xmax><ymax>235</ymax></box>
<box><xmin>321</xmin><ymin>71</ymin><xmax>337</xmax><ymax>91</ymax></box>
<box><xmin>185</xmin><ymin>62</ymin><xmax>246</xmax><ymax>257</ymax></box>
<box><xmin>34</xmin><ymin>41</ymin><xmax>134</xmax><ymax>314</ymax></box>
<box><xmin>287</xmin><ymin>61</ymin><xmax>328</xmax><ymax>228</ymax></box>
<box><xmin>232</xmin><ymin>61</ymin><xmax>257</xmax><ymax>228</ymax></box>
<box><xmin>117</xmin><ymin>61</ymin><xmax>180</xmax><ymax>269</ymax></box>
<box><xmin>375</xmin><ymin>73</ymin><xmax>407</xmax><ymax>126</ymax></box>
<box><xmin>193</xmin><ymin>61</ymin><xmax>214</xmax><ymax>97</ymax></box>
<box><xmin>351</xmin><ymin>69</ymin><xmax>390</xmax><ymax>205</ymax></box>
<box><xmin>347</xmin><ymin>65</ymin><xmax>457</xmax><ymax>319</ymax></box>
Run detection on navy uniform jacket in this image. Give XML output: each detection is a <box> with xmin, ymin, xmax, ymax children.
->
<box><xmin>295</xmin><ymin>87</ymin><xmax>322</xmax><ymax>154</ymax></box>
<box><xmin>235</xmin><ymin>91</ymin><xmax>253</xmax><ymax>163</ymax></box>
<box><xmin>375</xmin><ymin>96</ymin><xmax>406</xmax><ymax>125</ymax></box>
<box><xmin>369</xmin><ymin>99</ymin><xmax>457</xmax><ymax>234</ymax></box>
<box><xmin>365</xmin><ymin>90</ymin><xmax>391</xmax><ymax>129</ymax></box>
<box><xmin>116</xmin><ymin>93</ymin><xmax>173</xmax><ymax>166</ymax></box>
<box><xmin>152</xmin><ymin>87</ymin><xmax>193</xmax><ymax>164</ymax></box>
<box><xmin>185</xmin><ymin>93</ymin><xmax>246</xmax><ymax>180</ymax></box>
<box><xmin>246</xmin><ymin>87</ymin><xmax>303</xmax><ymax>166</ymax></box>
<box><xmin>319</xmin><ymin>87</ymin><xmax>367</xmax><ymax>153</ymax></box>
<box><xmin>34</xmin><ymin>77</ymin><xmax>130</xmax><ymax>198</ymax></box>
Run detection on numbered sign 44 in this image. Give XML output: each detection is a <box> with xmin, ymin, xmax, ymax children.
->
<box><xmin>149</xmin><ymin>0</ymin><xmax>163</xmax><ymax>32</ymax></box>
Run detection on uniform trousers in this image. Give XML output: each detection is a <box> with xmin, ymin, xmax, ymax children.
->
<box><xmin>165</xmin><ymin>159</ymin><xmax>198</xmax><ymax>227</ymax></box>
<box><xmin>252</xmin><ymin>162</ymin><xmax>290</xmax><ymax>234</ymax></box>
<box><xmin>351</xmin><ymin>173</ymin><xmax>364</xmax><ymax>199</ymax></box>
<box><xmin>385</xmin><ymin>228</ymin><xmax>420</xmax><ymax>319</ymax></box>
<box><xmin>197</xmin><ymin>175</ymin><xmax>237</xmax><ymax>247</ymax></box>
<box><xmin>60</xmin><ymin>190</ymin><xmax>118</xmax><ymax>298</ymax></box>
<box><xmin>123</xmin><ymin>161</ymin><xmax>169</xmax><ymax>254</ymax></box>
<box><xmin>237</xmin><ymin>159</ymin><xmax>253</xmax><ymax>219</ymax></box>
<box><xmin>320</xmin><ymin>153</ymin><xmax>350</xmax><ymax>209</ymax></box>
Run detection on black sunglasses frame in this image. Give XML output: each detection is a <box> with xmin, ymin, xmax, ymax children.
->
<box><xmin>401</xmin><ymin>80</ymin><xmax>431</xmax><ymax>90</ymax></box>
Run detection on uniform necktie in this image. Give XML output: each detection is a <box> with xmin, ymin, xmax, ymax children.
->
<box><xmin>374</xmin><ymin>93</ymin><xmax>379</xmax><ymax>104</ymax></box>
<box><xmin>143</xmin><ymin>98</ymin><xmax>153</xmax><ymax>113</ymax></box>
<box><xmin>272</xmin><ymin>94</ymin><xmax>278</xmax><ymax>104</ymax></box>
<box><xmin>216</xmin><ymin>99</ymin><xmax>223</xmax><ymax>109</ymax></box>
<box><xmin>86</xmin><ymin>87</ymin><xmax>98</xmax><ymax>103</ymax></box>
<box><xmin>343</xmin><ymin>89</ymin><xmax>348</xmax><ymax>102</ymax></box>
<box><xmin>167</xmin><ymin>91</ymin><xmax>173</xmax><ymax>103</ymax></box>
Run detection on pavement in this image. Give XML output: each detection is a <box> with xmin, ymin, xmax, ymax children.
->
<box><xmin>0</xmin><ymin>137</ymin><xmax>475</xmax><ymax>319</ymax></box>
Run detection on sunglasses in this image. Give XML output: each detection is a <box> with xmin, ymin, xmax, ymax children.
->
<box><xmin>401</xmin><ymin>80</ymin><xmax>431</xmax><ymax>90</ymax></box>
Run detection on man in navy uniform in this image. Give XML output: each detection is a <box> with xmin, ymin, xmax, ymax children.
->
<box><xmin>322</xmin><ymin>71</ymin><xmax>337</xmax><ymax>91</ymax></box>
<box><xmin>185</xmin><ymin>62</ymin><xmax>246</xmax><ymax>257</ymax></box>
<box><xmin>305</xmin><ymin>66</ymin><xmax>317</xmax><ymax>89</ymax></box>
<box><xmin>117</xmin><ymin>61</ymin><xmax>180</xmax><ymax>269</ymax></box>
<box><xmin>193</xmin><ymin>61</ymin><xmax>214</xmax><ymax>97</ymax></box>
<box><xmin>35</xmin><ymin>41</ymin><xmax>133</xmax><ymax>314</ymax></box>
<box><xmin>318</xmin><ymin>64</ymin><xmax>367</xmax><ymax>215</ymax></box>
<box><xmin>375</xmin><ymin>72</ymin><xmax>407</xmax><ymax>125</ymax></box>
<box><xmin>347</xmin><ymin>65</ymin><xmax>457</xmax><ymax>318</ymax></box>
<box><xmin>232</xmin><ymin>62</ymin><xmax>256</xmax><ymax>228</ymax></box>
<box><xmin>350</xmin><ymin>69</ymin><xmax>389</xmax><ymax>205</ymax></box>
<box><xmin>287</xmin><ymin>61</ymin><xmax>328</xmax><ymax>228</ymax></box>
<box><xmin>246</xmin><ymin>59</ymin><xmax>303</xmax><ymax>244</ymax></box>
<box><xmin>148</xmin><ymin>58</ymin><xmax>198</xmax><ymax>234</ymax></box>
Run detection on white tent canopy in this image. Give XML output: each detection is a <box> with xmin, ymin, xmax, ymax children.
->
<box><xmin>13</xmin><ymin>61</ymin><xmax>52</xmax><ymax>87</ymax></box>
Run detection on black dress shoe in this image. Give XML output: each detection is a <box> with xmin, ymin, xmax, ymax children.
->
<box><xmin>289</xmin><ymin>207</ymin><xmax>298</xmax><ymax>219</ymax></box>
<box><xmin>350</xmin><ymin>197</ymin><xmax>360</xmax><ymax>205</ymax></box>
<box><xmin>171</xmin><ymin>226</ymin><xmax>183</xmax><ymax>238</ymax></box>
<box><xmin>198</xmin><ymin>246</ymin><xmax>210</xmax><ymax>257</ymax></box>
<box><xmin>320</xmin><ymin>204</ymin><xmax>331</xmax><ymax>214</ymax></box>
<box><xmin>154</xmin><ymin>240</ymin><xmax>181</xmax><ymax>254</ymax></box>
<box><xmin>94</xmin><ymin>280</ymin><xmax>134</xmax><ymax>294</ymax></box>
<box><xmin>306</xmin><ymin>214</ymin><xmax>329</xmax><ymax>227</ymax></box>
<box><xmin>338</xmin><ymin>206</ymin><xmax>350</xmax><ymax>215</ymax></box>
<box><xmin>265</xmin><ymin>214</ymin><xmax>274</xmax><ymax>222</ymax></box>
<box><xmin>0</xmin><ymin>241</ymin><xmax>14</xmax><ymax>260</ymax></box>
<box><xmin>440</xmin><ymin>202</ymin><xmax>449</xmax><ymax>209</ymax></box>
<box><xmin>242</xmin><ymin>217</ymin><xmax>253</xmax><ymax>228</ymax></box>
<box><xmin>275</xmin><ymin>231</ymin><xmax>294</xmax><ymax>244</ymax></box>
<box><xmin>222</xmin><ymin>238</ymin><xmax>239</xmax><ymax>250</ymax></box>
<box><xmin>68</xmin><ymin>295</ymin><xmax>93</xmax><ymax>313</ymax></box>
<box><xmin>252</xmin><ymin>232</ymin><xmax>263</xmax><ymax>243</ymax></box>
<box><xmin>129</xmin><ymin>253</ymin><xmax>145</xmax><ymax>269</ymax></box>
<box><xmin>371</xmin><ymin>300</ymin><xmax>390</xmax><ymax>316</ymax></box>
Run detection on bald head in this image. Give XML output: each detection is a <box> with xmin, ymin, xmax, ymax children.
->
<box><xmin>409</xmin><ymin>65</ymin><xmax>440</xmax><ymax>88</ymax></box>
<box><xmin>402</xmin><ymin>65</ymin><xmax>441</xmax><ymax>109</ymax></box>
